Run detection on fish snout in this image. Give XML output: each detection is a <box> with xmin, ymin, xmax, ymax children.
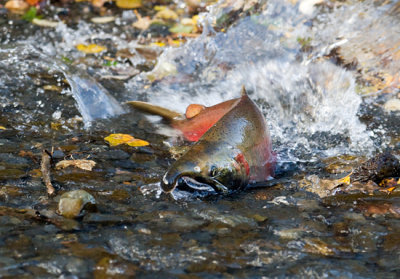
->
<box><xmin>161</xmin><ymin>170</ymin><xmax>181</xmax><ymax>193</ymax></box>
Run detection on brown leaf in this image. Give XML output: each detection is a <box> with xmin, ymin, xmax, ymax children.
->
<box><xmin>56</xmin><ymin>159</ymin><xmax>96</xmax><ymax>171</ymax></box>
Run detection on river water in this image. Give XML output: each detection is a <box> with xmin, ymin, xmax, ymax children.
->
<box><xmin>0</xmin><ymin>0</ymin><xmax>400</xmax><ymax>277</ymax></box>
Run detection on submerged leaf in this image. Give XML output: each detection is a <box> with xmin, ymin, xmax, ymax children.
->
<box><xmin>32</xmin><ymin>18</ymin><xmax>60</xmax><ymax>28</ymax></box>
<box><xmin>116</xmin><ymin>0</ymin><xmax>142</xmax><ymax>9</ymax></box>
<box><xmin>76</xmin><ymin>44</ymin><xmax>107</xmax><ymax>54</ymax></box>
<box><xmin>104</xmin><ymin>133</ymin><xmax>149</xmax><ymax>147</ymax></box>
<box><xmin>56</xmin><ymin>159</ymin><xmax>97</xmax><ymax>171</ymax></box>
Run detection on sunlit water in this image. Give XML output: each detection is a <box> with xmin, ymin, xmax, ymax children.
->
<box><xmin>0</xmin><ymin>0</ymin><xmax>399</xmax><ymax>278</ymax></box>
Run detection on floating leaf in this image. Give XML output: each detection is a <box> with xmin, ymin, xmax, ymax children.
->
<box><xmin>56</xmin><ymin>159</ymin><xmax>97</xmax><ymax>171</ymax></box>
<box><xmin>76</xmin><ymin>44</ymin><xmax>107</xmax><ymax>54</ymax></box>
<box><xmin>116</xmin><ymin>0</ymin><xmax>142</xmax><ymax>9</ymax></box>
<box><xmin>32</xmin><ymin>18</ymin><xmax>60</xmax><ymax>28</ymax></box>
<box><xmin>104</xmin><ymin>133</ymin><xmax>149</xmax><ymax>147</ymax></box>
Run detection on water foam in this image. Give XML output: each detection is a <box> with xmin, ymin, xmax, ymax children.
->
<box><xmin>125</xmin><ymin>0</ymin><xmax>376</xmax><ymax>160</ymax></box>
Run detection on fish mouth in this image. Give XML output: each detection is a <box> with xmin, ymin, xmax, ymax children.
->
<box><xmin>177</xmin><ymin>176</ymin><xmax>228</xmax><ymax>194</ymax></box>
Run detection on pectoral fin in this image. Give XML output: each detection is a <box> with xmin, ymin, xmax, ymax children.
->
<box><xmin>126</xmin><ymin>101</ymin><xmax>183</xmax><ymax>121</ymax></box>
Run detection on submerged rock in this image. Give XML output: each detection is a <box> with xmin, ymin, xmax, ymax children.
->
<box><xmin>350</xmin><ymin>152</ymin><xmax>400</xmax><ymax>184</ymax></box>
<box><xmin>58</xmin><ymin>190</ymin><xmax>96</xmax><ymax>219</ymax></box>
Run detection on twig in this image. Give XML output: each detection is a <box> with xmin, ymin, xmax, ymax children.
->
<box><xmin>41</xmin><ymin>150</ymin><xmax>55</xmax><ymax>196</ymax></box>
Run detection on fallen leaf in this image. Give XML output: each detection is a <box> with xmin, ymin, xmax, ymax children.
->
<box><xmin>76</xmin><ymin>44</ymin><xmax>107</xmax><ymax>54</ymax></box>
<box><xmin>384</xmin><ymin>98</ymin><xmax>400</xmax><ymax>112</ymax></box>
<box><xmin>5</xmin><ymin>0</ymin><xmax>29</xmax><ymax>14</ymax></box>
<box><xmin>169</xmin><ymin>24</ymin><xmax>194</xmax><ymax>34</ymax></box>
<box><xmin>146</xmin><ymin>61</ymin><xmax>177</xmax><ymax>82</ymax></box>
<box><xmin>116</xmin><ymin>0</ymin><xmax>142</xmax><ymax>9</ymax></box>
<box><xmin>337</xmin><ymin>174</ymin><xmax>351</xmax><ymax>185</ymax></box>
<box><xmin>56</xmin><ymin>159</ymin><xmax>97</xmax><ymax>171</ymax></box>
<box><xmin>155</xmin><ymin>8</ymin><xmax>178</xmax><ymax>21</ymax></box>
<box><xmin>132</xmin><ymin>16</ymin><xmax>153</xmax><ymax>30</ymax></box>
<box><xmin>43</xmin><ymin>85</ymin><xmax>62</xmax><ymax>92</ymax></box>
<box><xmin>91</xmin><ymin>16</ymin><xmax>115</xmax><ymax>24</ymax></box>
<box><xmin>32</xmin><ymin>18</ymin><xmax>60</xmax><ymax>27</ymax></box>
<box><xmin>104</xmin><ymin>133</ymin><xmax>149</xmax><ymax>147</ymax></box>
<box><xmin>150</xmin><ymin>42</ymin><xmax>166</xmax><ymax>47</ymax></box>
<box><xmin>91</xmin><ymin>0</ymin><xmax>107</xmax><ymax>8</ymax></box>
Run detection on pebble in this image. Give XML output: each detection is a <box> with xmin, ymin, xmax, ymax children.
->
<box><xmin>383</xmin><ymin>98</ymin><xmax>400</xmax><ymax>112</ymax></box>
<box><xmin>58</xmin><ymin>190</ymin><xmax>96</xmax><ymax>219</ymax></box>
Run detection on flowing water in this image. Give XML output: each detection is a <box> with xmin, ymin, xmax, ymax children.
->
<box><xmin>0</xmin><ymin>0</ymin><xmax>400</xmax><ymax>277</ymax></box>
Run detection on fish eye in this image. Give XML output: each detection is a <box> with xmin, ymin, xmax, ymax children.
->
<box><xmin>194</xmin><ymin>166</ymin><xmax>201</xmax><ymax>173</ymax></box>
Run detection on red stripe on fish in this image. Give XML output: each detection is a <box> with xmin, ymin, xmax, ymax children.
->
<box><xmin>234</xmin><ymin>153</ymin><xmax>250</xmax><ymax>176</ymax></box>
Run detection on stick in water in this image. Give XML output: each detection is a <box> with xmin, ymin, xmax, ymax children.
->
<box><xmin>41</xmin><ymin>150</ymin><xmax>55</xmax><ymax>196</ymax></box>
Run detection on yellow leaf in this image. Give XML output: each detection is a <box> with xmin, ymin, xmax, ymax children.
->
<box><xmin>170</xmin><ymin>40</ymin><xmax>182</xmax><ymax>46</ymax></box>
<box><xmin>337</xmin><ymin>174</ymin><xmax>351</xmax><ymax>185</ymax></box>
<box><xmin>56</xmin><ymin>159</ymin><xmax>97</xmax><ymax>171</ymax></box>
<box><xmin>116</xmin><ymin>0</ymin><xmax>142</xmax><ymax>9</ymax></box>
<box><xmin>76</xmin><ymin>44</ymin><xmax>107</xmax><ymax>54</ymax></box>
<box><xmin>154</xmin><ymin>5</ymin><xmax>166</xmax><ymax>11</ymax></box>
<box><xmin>104</xmin><ymin>133</ymin><xmax>149</xmax><ymax>147</ymax></box>
<box><xmin>0</xmin><ymin>126</ymin><xmax>6</xmax><ymax>130</ymax></box>
<box><xmin>151</xmin><ymin>42</ymin><xmax>166</xmax><ymax>47</ymax></box>
<box><xmin>155</xmin><ymin>8</ymin><xmax>178</xmax><ymax>20</ymax></box>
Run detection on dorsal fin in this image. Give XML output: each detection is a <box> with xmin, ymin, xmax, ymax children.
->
<box><xmin>240</xmin><ymin>85</ymin><xmax>248</xmax><ymax>96</ymax></box>
<box><xmin>126</xmin><ymin>101</ymin><xmax>183</xmax><ymax>121</ymax></box>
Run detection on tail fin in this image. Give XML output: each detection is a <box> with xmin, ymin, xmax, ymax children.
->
<box><xmin>126</xmin><ymin>101</ymin><xmax>183</xmax><ymax>121</ymax></box>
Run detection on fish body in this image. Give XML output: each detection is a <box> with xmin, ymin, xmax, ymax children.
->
<box><xmin>161</xmin><ymin>90</ymin><xmax>275</xmax><ymax>193</ymax></box>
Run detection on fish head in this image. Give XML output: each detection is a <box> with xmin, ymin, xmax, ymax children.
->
<box><xmin>161</xmin><ymin>145</ymin><xmax>250</xmax><ymax>194</ymax></box>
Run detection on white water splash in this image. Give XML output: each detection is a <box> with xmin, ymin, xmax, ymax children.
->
<box><xmin>125</xmin><ymin>0</ymin><xmax>379</xmax><ymax>159</ymax></box>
